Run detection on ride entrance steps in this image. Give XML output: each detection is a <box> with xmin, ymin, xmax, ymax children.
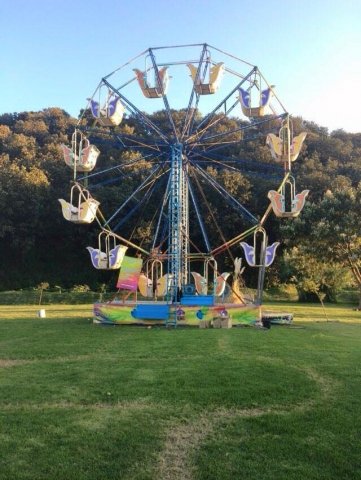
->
<box><xmin>165</xmin><ymin>307</ymin><xmax>178</xmax><ymax>328</ymax></box>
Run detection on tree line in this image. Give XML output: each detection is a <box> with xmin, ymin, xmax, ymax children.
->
<box><xmin>0</xmin><ymin>108</ymin><xmax>360</xmax><ymax>306</ymax></box>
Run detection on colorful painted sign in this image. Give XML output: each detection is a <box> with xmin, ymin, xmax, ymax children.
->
<box><xmin>116</xmin><ymin>256</ymin><xmax>143</xmax><ymax>291</ymax></box>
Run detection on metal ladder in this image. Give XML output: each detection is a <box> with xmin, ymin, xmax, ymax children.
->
<box><xmin>165</xmin><ymin>307</ymin><xmax>178</xmax><ymax>328</ymax></box>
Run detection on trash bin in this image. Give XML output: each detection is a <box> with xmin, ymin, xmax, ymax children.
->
<box><xmin>262</xmin><ymin>317</ymin><xmax>271</xmax><ymax>329</ymax></box>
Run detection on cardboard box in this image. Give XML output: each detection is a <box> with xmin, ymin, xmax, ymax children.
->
<box><xmin>221</xmin><ymin>317</ymin><xmax>232</xmax><ymax>328</ymax></box>
<box><xmin>199</xmin><ymin>319</ymin><xmax>211</xmax><ymax>328</ymax></box>
<box><xmin>213</xmin><ymin>318</ymin><xmax>222</xmax><ymax>328</ymax></box>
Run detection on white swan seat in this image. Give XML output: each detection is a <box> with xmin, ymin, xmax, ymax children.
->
<box><xmin>133</xmin><ymin>67</ymin><xmax>169</xmax><ymax>98</ymax></box>
<box><xmin>187</xmin><ymin>62</ymin><xmax>225</xmax><ymax>95</ymax></box>
<box><xmin>266</xmin><ymin>132</ymin><xmax>307</xmax><ymax>163</ymax></box>
<box><xmin>86</xmin><ymin>243</ymin><xmax>128</xmax><ymax>270</ymax></box>
<box><xmin>89</xmin><ymin>96</ymin><xmax>125</xmax><ymax>127</ymax></box>
<box><xmin>58</xmin><ymin>197</ymin><xmax>99</xmax><ymax>224</ymax></box>
<box><xmin>267</xmin><ymin>189</ymin><xmax>310</xmax><ymax>218</ymax></box>
<box><xmin>62</xmin><ymin>136</ymin><xmax>100</xmax><ymax>172</ymax></box>
<box><xmin>239</xmin><ymin>87</ymin><xmax>273</xmax><ymax>117</ymax></box>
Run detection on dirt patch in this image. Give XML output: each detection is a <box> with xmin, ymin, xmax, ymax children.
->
<box><xmin>301</xmin><ymin>366</ymin><xmax>338</xmax><ymax>399</ymax></box>
<box><xmin>0</xmin><ymin>359</ymin><xmax>31</xmax><ymax>368</ymax></box>
<box><xmin>157</xmin><ymin>414</ymin><xmax>212</xmax><ymax>480</ymax></box>
<box><xmin>0</xmin><ymin>400</ymin><xmax>158</xmax><ymax>411</ymax></box>
<box><xmin>157</xmin><ymin>406</ymin><xmax>272</xmax><ymax>480</ymax></box>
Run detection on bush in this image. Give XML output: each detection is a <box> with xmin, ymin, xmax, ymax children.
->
<box><xmin>0</xmin><ymin>290</ymin><xmax>115</xmax><ymax>305</ymax></box>
<box><xmin>71</xmin><ymin>284</ymin><xmax>91</xmax><ymax>293</ymax></box>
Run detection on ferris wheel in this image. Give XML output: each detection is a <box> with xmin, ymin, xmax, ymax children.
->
<box><xmin>59</xmin><ymin>43</ymin><xmax>308</xmax><ymax>327</ymax></box>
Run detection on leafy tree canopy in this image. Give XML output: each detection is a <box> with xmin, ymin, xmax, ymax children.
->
<box><xmin>0</xmin><ymin>107</ymin><xmax>359</xmax><ymax>303</ymax></box>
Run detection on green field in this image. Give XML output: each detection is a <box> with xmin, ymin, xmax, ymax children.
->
<box><xmin>0</xmin><ymin>304</ymin><xmax>360</xmax><ymax>479</ymax></box>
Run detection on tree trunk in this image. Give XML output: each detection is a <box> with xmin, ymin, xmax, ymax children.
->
<box><xmin>38</xmin><ymin>288</ymin><xmax>43</xmax><ymax>306</ymax></box>
<box><xmin>344</xmin><ymin>246</ymin><xmax>361</xmax><ymax>310</ymax></box>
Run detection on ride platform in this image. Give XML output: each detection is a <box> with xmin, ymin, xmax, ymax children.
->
<box><xmin>93</xmin><ymin>300</ymin><xmax>259</xmax><ymax>327</ymax></box>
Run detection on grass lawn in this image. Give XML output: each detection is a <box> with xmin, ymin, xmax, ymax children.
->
<box><xmin>0</xmin><ymin>304</ymin><xmax>360</xmax><ymax>479</ymax></box>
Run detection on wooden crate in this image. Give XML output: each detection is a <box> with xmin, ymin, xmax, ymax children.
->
<box><xmin>221</xmin><ymin>317</ymin><xmax>232</xmax><ymax>329</ymax></box>
<box><xmin>199</xmin><ymin>319</ymin><xmax>211</xmax><ymax>328</ymax></box>
<box><xmin>213</xmin><ymin>318</ymin><xmax>222</xmax><ymax>328</ymax></box>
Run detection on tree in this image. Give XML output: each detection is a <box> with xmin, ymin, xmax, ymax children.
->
<box><xmin>0</xmin><ymin>106</ymin><xmax>360</xmax><ymax>293</ymax></box>
<box><xmin>282</xmin><ymin>185</ymin><xmax>361</xmax><ymax>308</ymax></box>
<box><xmin>282</xmin><ymin>246</ymin><xmax>349</xmax><ymax>303</ymax></box>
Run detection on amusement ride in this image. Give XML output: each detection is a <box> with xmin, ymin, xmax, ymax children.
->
<box><xmin>59</xmin><ymin>43</ymin><xmax>308</xmax><ymax>326</ymax></box>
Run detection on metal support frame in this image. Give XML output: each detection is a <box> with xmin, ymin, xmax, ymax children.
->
<box><xmin>101</xmin><ymin>78</ymin><xmax>169</xmax><ymax>143</ymax></box>
<box><xmin>70</xmin><ymin>45</ymin><xmax>296</xmax><ymax>320</ymax></box>
<box><xmin>256</xmin><ymin>232</ymin><xmax>267</xmax><ymax>307</ymax></box>
<box><xmin>148</xmin><ymin>48</ymin><xmax>179</xmax><ymax>142</ymax></box>
<box><xmin>180</xmin><ymin>160</ymin><xmax>189</xmax><ymax>285</ymax></box>
<box><xmin>191</xmin><ymin>161</ymin><xmax>259</xmax><ymax>224</ymax></box>
<box><xmin>187</xmin><ymin>175</ymin><xmax>211</xmax><ymax>252</ymax></box>
<box><xmin>182</xmin><ymin>43</ymin><xmax>209</xmax><ymax>138</ymax></box>
<box><xmin>167</xmin><ymin>143</ymin><xmax>189</xmax><ymax>301</ymax></box>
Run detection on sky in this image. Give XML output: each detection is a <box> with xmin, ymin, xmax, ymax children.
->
<box><xmin>1</xmin><ymin>0</ymin><xmax>361</xmax><ymax>133</ymax></box>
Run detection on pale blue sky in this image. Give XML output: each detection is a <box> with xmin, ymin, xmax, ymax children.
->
<box><xmin>1</xmin><ymin>0</ymin><xmax>360</xmax><ymax>132</ymax></box>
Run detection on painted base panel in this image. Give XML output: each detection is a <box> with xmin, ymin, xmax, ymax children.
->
<box><xmin>93</xmin><ymin>301</ymin><xmax>259</xmax><ymax>326</ymax></box>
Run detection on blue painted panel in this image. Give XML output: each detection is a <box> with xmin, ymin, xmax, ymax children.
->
<box><xmin>181</xmin><ymin>295</ymin><xmax>214</xmax><ymax>306</ymax></box>
<box><xmin>131</xmin><ymin>304</ymin><xmax>170</xmax><ymax>320</ymax></box>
